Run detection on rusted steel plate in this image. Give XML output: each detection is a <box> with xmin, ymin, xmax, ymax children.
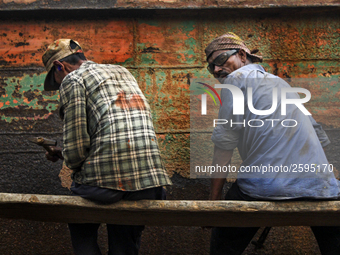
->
<box><xmin>203</xmin><ymin>15</ymin><xmax>340</xmax><ymax>61</ymax></box>
<box><xmin>2</xmin><ymin>17</ymin><xmax>340</xmax><ymax>68</ymax></box>
<box><xmin>157</xmin><ymin>133</ymin><xmax>190</xmax><ymax>178</ymax></box>
<box><xmin>2</xmin><ymin>59</ymin><xmax>339</xmax><ymax>129</ymax></box>
<box><xmin>0</xmin><ymin>20</ymin><xmax>134</xmax><ymax>68</ymax></box>
<box><xmin>0</xmin><ymin>71</ymin><xmax>58</xmax><ymax>126</ymax></box>
<box><xmin>0</xmin><ymin>19</ymin><xmax>201</xmax><ymax>68</ymax></box>
<box><xmin>133</xmin><ymin>69</ymin><xmax>191</xmax><ymax>131</ymax></box>
<box><xmin>136</xmin><ymin>20</ymin><xmax>201</xmax><ymax>67</ymax></box>
<box><xmin>1</xmin><ymin>0</ymin><xmax>340</xmax><ymax>10</ymax></box>
<box><xmin>1</xmin><ymin>193</ymin><xmax>340</xmax><ymax>227</ymax></box>
<box><xmin>0</xmin><ymin>13</ymin><xmax>339</xmax><ymax>183</ymax></box>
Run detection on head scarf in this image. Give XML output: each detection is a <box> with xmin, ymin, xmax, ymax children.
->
<box><xmin>205</xmin><ymin>32</ymin><xmax>262</xmax><ymax>62</ymax></box>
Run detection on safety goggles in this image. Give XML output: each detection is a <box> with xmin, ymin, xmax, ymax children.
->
<box><xmin>207</xmin><ymin>49</ymin><xmax>238</xmax><ymax>74</ymax></box>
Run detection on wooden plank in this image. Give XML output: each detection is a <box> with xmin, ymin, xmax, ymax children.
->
<box><xmin>1</xmin><ymin>193</ymin><xmax>340</xmax><ymax>227</ymax></box>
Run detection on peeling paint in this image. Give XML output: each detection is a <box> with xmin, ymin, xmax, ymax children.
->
<box><xmin>0</xmin><ymin>20</ymin><xmax>134</xmax><ymax>67</ymax></box>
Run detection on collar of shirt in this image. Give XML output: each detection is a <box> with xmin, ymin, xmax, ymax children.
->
<box><xmin>233</xmin><ymin>63</ymin><xmax>265</xmax><ymax>74</ymax></box>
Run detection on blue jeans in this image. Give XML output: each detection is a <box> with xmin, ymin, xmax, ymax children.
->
<box><xmin>68</xmin><ymin>183</ymin><xmax>165</xmax><ymax>255</ymax></box>
<box><xmin>210</xmin><ymin>182</ymin><xmax>340</xmax><ymax>255</ymax></box>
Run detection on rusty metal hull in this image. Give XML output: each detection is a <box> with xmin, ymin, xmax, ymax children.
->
<box><xmin>0</xmin><ymin>6</ymin><xmax>339</xmax><ymax>255</ymax></box>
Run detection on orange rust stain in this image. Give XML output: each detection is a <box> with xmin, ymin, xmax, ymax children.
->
<box><xmin>115</xmin><ymin>91</ymin><xmax>146</xmax><ymax>110</ymax></box>
<box><xmin>13</xmin><ymin>99</ymin><xmax>18</xmax><ymax>103</ymax></box>
<box><xmin>0</xmin><ymin>20</ymin><xmax>133</xmax><ymax>67</ymax></box>
<box><xmin>3</xmin><ymin>0</ymin><xmax>36</xmax><ymax>3</ymax></box>
<box><xmin>267</xmin><ymin>61</ymin><xmax>321</xmax><ymax>78</ymax></box>
<box><xmin>157</xmin><ymin>134</ymin><xmax>166</xmax><ymax>140</ymax></box>
<box><xmin>298</xmin><ymin>73</ymin><xmax>318</xmax><ymax>78</ymax></box>
<box><xmin>5</xmin><ymin>101</ymin><xmax>10</xmax><ymax>105</ymax></box>
<box><xmin>118</xmin><ymin>179</ymin><xmax>125</xmax><ymax>191</ymax></box>
<box><xmin>0</xmin><ymin>102</ymin><xmax>3</xmax><ymax>108</ymax></box>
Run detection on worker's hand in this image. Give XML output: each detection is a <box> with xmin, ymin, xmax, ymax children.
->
<box><xmin>45</xmin><ymin>146</ymin><xmax>64</xmax><ymax>162</ymax></box>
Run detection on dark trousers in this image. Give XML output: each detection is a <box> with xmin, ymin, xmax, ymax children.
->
<box><xmin>210</xmin><ymin>182</ymin><xmax>340</xmax><ymax>255</ymax></box>
<box><xmin>69</xmin><ymin>183</ymin><xmax>165</xmax><ymax>255</ymax></box>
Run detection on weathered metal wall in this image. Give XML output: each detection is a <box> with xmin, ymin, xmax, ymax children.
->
<box><xmin>1</xmin><ymin>0</ymin><xmax>340</xmax><ymax>10</ymax></box>
<box><xmin>0</xmin><ymin>5</ymin><xmax>339</xmax><ymax>255</ymax></box>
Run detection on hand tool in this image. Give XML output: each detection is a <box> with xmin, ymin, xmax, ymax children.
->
<box><xmin>27</xmin><ymin>137</ymin><xmax>61</xmax><ymax>157</ymax></box>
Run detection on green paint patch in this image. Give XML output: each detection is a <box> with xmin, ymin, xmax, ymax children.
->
<box><xmin>140</xmin><ymin>54</ymin><xmax>158</xmax><ymax>65</ymax></box>
<box><xmin>143</xmin><ymin>71</ymin><xmax>153</xmax><ymax>92</ymax></box>
<box><xmin>184</xmin><ymin>37</ymin><xmax>196</xmax><ymax>48</ymax></box>
<box><xmin>137</xmin><ymin>42</ymin><xmax>158</xmax><ymax>64</ymax></box>
<box><xmin>0</xmin><ymin>112</ymin><xmax>53</xmax><ymax>123</ymax></box>
<box><xmin>156</xmin><ymin>70</ymin><xmax>166</xmax><ymax>87</ymax></box>
<box><xmin>181</xmin><ymin>20</ymin><xmax>195</xmax><ymax>32</ymax></box>
<box><xmin>117</xmin><ymin>57</ymin><xmax>134</xmax><ymax>66</ymax></box>
<box><xmin>169</xmin><ymin>21</ymin><xmax>196</xmax><ymax>33</ymax></box>
<box><xmin>185</xmin><ymin>49</ymin><xmax>196</xmax><ymax>63</ymax></box>
<box><xmin>0</xmin><ymin>73</ymin><xmax>59</xmax><ymax>122</ymax></box>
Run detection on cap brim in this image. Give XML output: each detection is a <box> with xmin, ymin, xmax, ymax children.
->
<box><xmin>44</xmin><ymin>70</ymin><xmax>60</xmax><ymax>91</ymax></box>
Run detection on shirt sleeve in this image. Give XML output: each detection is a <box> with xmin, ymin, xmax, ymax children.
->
<box><xmin>59</xmin><ymin>77</ymin><xmax>90</xmax><ymax>171</ymax></box>
<box><xmin>211</xmin><ymin>76</ymin><xmax>242</xmax><ymax>150</ymax></box>
<box><xmin>211</xmin><ymin>126</ymin><xmax>240</xmax><ymax>150</ymax></box>
<box><xmin>309</xmin><ymin>116</ymin><xmax>331</xmax><ymax>147</ymax></box>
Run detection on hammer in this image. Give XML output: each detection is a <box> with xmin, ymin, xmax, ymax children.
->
<box><xmin>28</xmin><ymin>137</ymin><xmax>62</xmax><ymax>158</ymax></box>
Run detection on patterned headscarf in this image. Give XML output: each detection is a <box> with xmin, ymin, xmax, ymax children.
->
<box><xmin>205</xmin><ymin>32</ymin><xmax>262</xmax><ymax>62</ymax></box>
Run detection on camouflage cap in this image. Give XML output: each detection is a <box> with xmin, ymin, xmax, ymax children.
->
<box><xmin>42</xmin><ymin>39</ymin><xmax>82</xmax><ymax>91</ymax></box>
<box><xmin>205</xmin><ymin>32</ymin><xmax>262</xmax><ymax>63</ymax></box>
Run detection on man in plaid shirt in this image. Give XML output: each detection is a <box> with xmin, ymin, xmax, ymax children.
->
<box><xmin>42</xmin><ymin>39</ymin><xmax>172</xmax><ymax>255</ymax></box>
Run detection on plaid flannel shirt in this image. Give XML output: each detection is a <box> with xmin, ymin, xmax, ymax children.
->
<box><xmin>59</xmin><ymin>61</ymin><xmax>172</xmax><ymax>191</ymax></box>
